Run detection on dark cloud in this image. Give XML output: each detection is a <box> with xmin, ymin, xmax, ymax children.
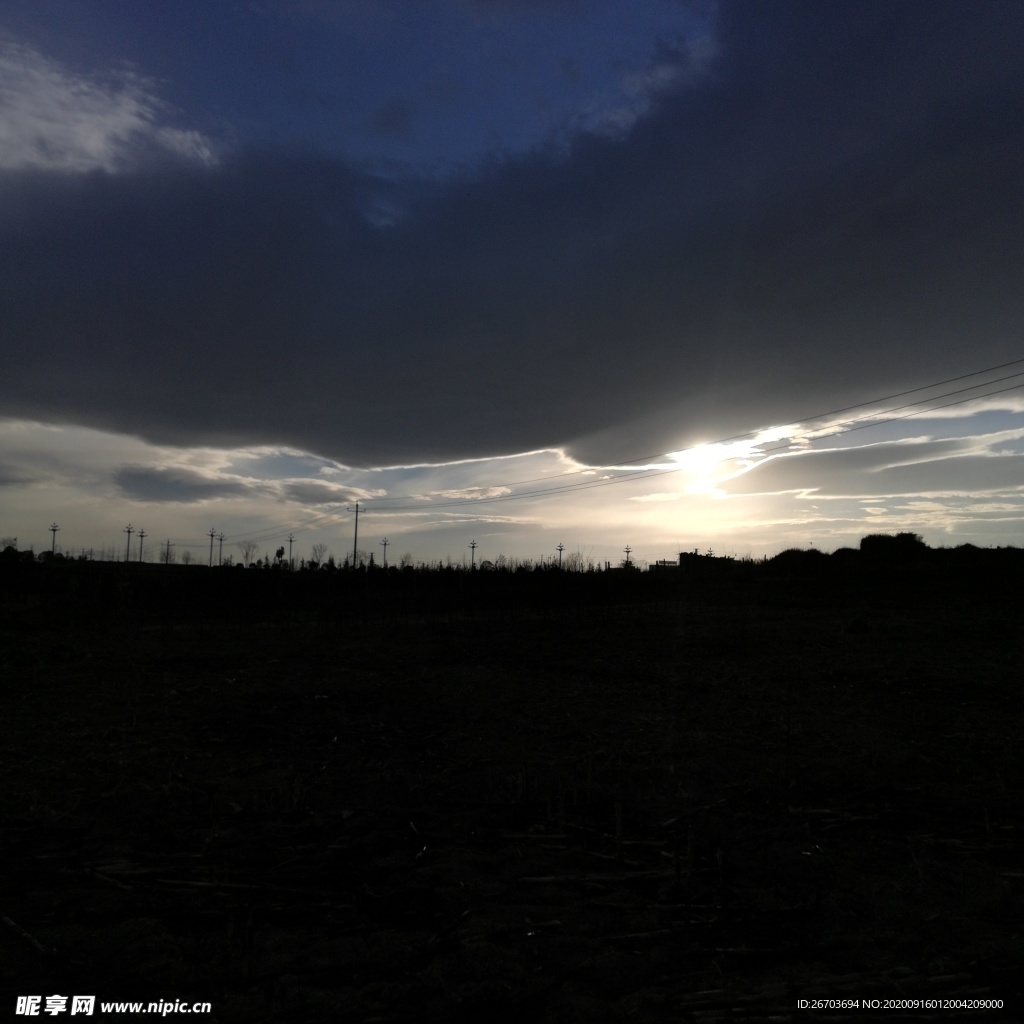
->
<box><xmin>281</xmin><ymin>480</ymin><xmax>357</xmax><ymax>505</ymax></box>
<box><xmin>556</xmin><ymin>56</ymin><xmax>581</xmax><ymax>82</ymax></box>
<box><xmin>2</xmin><ymin>1</ymin><xmax>1022</xmax><ymax>469</ymax></box>
<box><xmin>458</xmin><ymin>0</ymin><xmax>580</xmax><ymax>14</ymax></box>
<box><xmin>0</xmin><ymin>463</ymin><xmax>42</xmax><ymax>487</ymax></box>
<box><xmin>115</xmin><ymin>466</ymin><xmax>255</xmax><ymax>503</ymax></box>
<box><xmin>362</xmin><ymin>98</ymin><xmax>416</xmax><ymax>139</ymax></box>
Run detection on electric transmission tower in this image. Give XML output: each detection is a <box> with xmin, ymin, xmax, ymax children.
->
<box><xmin>124</xmin><ymin>524</ymin><xmax>134</xmax><ymax>562</ymax></box>
<box><xmin>380</xmin><ymin>537</ymin><xmax>389</xmax><ymax>568</ymax></box>
<box><xmin>469</xmin><ymin>539</ymin><xmax>477</xmax><ymax>570</ymax></box>
<box><xmin>137</xmin><ymin>528</ymin><xmax>146</xmax><ymax>562</ymax></box>
<box><xmin>288</xmin><ymin>533</ymin><xmax>295</xmax><ymax>570</ymax></box>
<box><xmin>208</xmin><ymin>528</ymin><xmax>216</xmax><ymax>567</ymax></box>
<box><xmin>49</xmin><ymin>522</ymin><xmax>60</xmax><ymax>554</ymax></box>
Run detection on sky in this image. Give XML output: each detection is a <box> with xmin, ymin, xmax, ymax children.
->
<box><xmin>2</xmin><ymin>0</ymin><xmax>1023</xmax><ymax>567</ymax></box>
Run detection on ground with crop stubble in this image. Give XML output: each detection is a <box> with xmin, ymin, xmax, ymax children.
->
<box><xmin>2</xmin><ymin>565</ymin><xmax>1023</xmax><ymax>1022</ymax></box>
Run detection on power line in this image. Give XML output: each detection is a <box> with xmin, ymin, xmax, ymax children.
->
<box><xmin>746</xmin><ymin>379</ymin><xmax>1024</xmax><ymax>462</ymax></box>
<box><xmin>216</xmin><ymin>356</ymin><xmax>1024</xmax><ymax>543</ymax></box>
<box><xmin>204</xmin><ymin>496</ymin><xmax>366</xmax><ymax>549</ymax></box>
<box><xmin>172</xmin><ymin>358</ymin><xmax>1024</xmax><ymax>545</ymax></box>
<box><xmin>366</xmin><ymin>363</ymin><xmax>1024</xmax><ymax>512</ymax></box>
<box><xmin>199</xmin><ymin>356</ymin><xmax>1024</xmax><ymax>540</ymax></box>
<box><xmin>372</xmin><ymin>355</ymin><xmax>1024</xmax><ymax>496</ymax></box>
<box><xmin>673</xmin><ymin>355</ymin><xmax>1024</xmax><ymax>464</ymax></box>
<box><xmin>139</xmin><ymin>355</ymin><xmax>1024</xmax><ymax>549</ymax></box>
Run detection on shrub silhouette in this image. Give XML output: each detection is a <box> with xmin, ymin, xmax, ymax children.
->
<box><xmin>859</xmin><ymin>532</ymin><xmax>929</xmax><ymax>566</ymax></box>
<box><xmin>767</xmin><ymin>547</ymin><xmax>828</xmax><ymax>578</ymax></box>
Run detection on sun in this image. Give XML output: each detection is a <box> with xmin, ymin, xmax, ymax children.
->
<box><xmin>668</xmin><ymin>444</ymin><xmax>730</xmax><ymax>495</ymax></box>
<box><xmin>668</xmin><ymin>426</ymin><xmax>794</xmax><ymax>495</ymax></box>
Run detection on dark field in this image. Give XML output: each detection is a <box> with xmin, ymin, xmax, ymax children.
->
<box><xmin>2</xmin><ymin>567</ymin><xmax>1022</xmax><ymax>1021</ymax></box>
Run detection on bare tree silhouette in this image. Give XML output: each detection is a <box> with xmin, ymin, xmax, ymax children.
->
<box><xmin>238</xmin><ymin>540</ymin><xmax>259</xmax><ymax>567</ymax></box>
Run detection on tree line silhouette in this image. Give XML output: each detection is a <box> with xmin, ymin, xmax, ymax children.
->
<box><xmin>3</xmin><ymin>532</ymin><xmax>1021</xmax><ymax>622</ymax></box>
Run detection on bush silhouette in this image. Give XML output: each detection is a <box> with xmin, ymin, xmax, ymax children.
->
<box><xmin>859</xmin><ymin>532</ymin><xmax>929</xmax><ymax>566</ymax></box>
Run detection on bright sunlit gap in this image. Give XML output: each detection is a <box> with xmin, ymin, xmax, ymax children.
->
<box><xmin>667</xmin><ymin>426</ymin><xmax>796</xmax><ymax>496</ymax></box>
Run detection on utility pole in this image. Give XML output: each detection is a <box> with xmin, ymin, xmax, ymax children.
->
<box><xmin>49</xmin><ymin>522</ymin><xmax>60</xmax><ymax>554</ymax></box>
<box><xmin>218</xmin><ymin>532</ymin><xmax>225</xmax><ymax>566</ymax></box>
<box><xmin>163</xmin><ymin>539</ymin><xmax>174</xmax><ymax>565</ymax></box>
<box><xmin>556</xmin><ymin>542</ymin><xmax>564</xmax><ymax>569</ymax></box>
<box><xmin>208</xmin><ymin>528</ymin><xmax>216</xmax><ymax>567</ymax></box>
<box><xmin>347</xmin><ymin>502</ymin><xmax>362</xmax><ymax>569</ymax></box>
<box><xmin>124</xmin><ymin>524</ymin><xmax>134</xmax><ymax>562</ymax></box>
<box><xmin>380</xmin><ymin>537</ymin><xmax>389</xmax><ymax>568</ymax></box>
<box><xmin>469</xmin><ymin>539</ymin><xmax>477</xmax><ymax>570</ymax></box>
<box><xmin>287</xmin><ymin>533</ymin><xmax>295</xmax><ymax>570</ymax></box>
<box><xmin>137</xmin><ymin>528</ymin><xmax>146</xmax><ymax>562</ymax></box>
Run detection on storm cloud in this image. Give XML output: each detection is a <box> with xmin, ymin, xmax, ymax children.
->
<box><xmin>2</xmin><ymin>1</ymin><xmax>1022</xmax><ymax>471</ymax></box>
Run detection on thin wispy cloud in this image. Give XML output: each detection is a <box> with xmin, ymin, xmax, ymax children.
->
<box><xmin>433</xmin><ymin>486</ymin><xmax>513</xmax><ymax>500</ymax></box>
<box><xmin>0</xmin><ymin>37</ymin><xmax>215</xmax><ymax>172</ymax></box>
<box><xmin>723</xmin><ymin>431</ymin><xmax>1024</xmax><ymax>502</ymax></box>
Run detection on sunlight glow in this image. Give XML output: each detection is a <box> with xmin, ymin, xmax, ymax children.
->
<box><xmin>667</xmin><ymin>426</ymin><xmax>794</xmax><ymax>495</ymax></box>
